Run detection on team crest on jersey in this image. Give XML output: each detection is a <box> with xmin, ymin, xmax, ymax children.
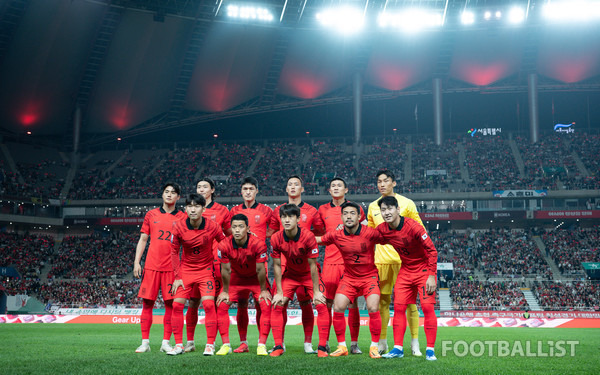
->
<box><xmin>217</xmin><ymin>250</ymin><xmax>222</xmax><ymax>259</ymax></box>
<box><xmin>211</xmin><ymin>214</ymin><xmax>217</xmax><ymax>221</ymax></box>
<box><xmin>302</xmin><ymin>214</ymin><xmax>307</xmax><ymax>222</ymax></box>
<box><xmin>422</xmin><ymin>233</ymin><xmax>428</xmax><ymax>240</ymax></box>
<box><xmin>260</xmin><ymin>253</ymin><xmax>267</xmax><ymax>258</ymax></box>
<box><xmin>255</xmin><ymin>215</ymin><xmax>261</xmax><ymax>224</ymax></box>
<box><xmin>311</xmin><ymin>248</ymin><xmax>318</xmax><ymax>255</ymax></box>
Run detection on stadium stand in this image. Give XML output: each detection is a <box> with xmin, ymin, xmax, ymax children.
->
<box><xmin>0</xmin><ymin>232</ymin><xmax>54</xmax><ymax>279</ymax></box>
<box><xmin>541</xmin><ymin>227</ymin><xmax>600</xmax><ymax>276</ymax></box>
<box><xmin>532</xmin><ymin>280</ymin><xmax>600</xmax><ymax>311</ymax></box>
<box><xmin>449</xmin><ymin>280</ymin><xmax>529</xmax><ymax>311</ymax></box>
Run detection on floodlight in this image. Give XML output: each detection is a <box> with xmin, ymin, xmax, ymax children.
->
<box><xmin>484</xmin><ymin>11</ymin><xmax>491</xmax><ymax>20</ymax></box>
<box><xmin>461</xmin><ymin>11</ymin><xmax>475</xmax><ymax>25</ymax></box>
<box><xmin>316</xmin><ymin>7</ymin><xmax>364</xmax><ymax>34</ymax></box>
<box><xmin>495</xmin><ymin>11</ymin><xmax>502</xmax><ymax>19</ymax></box>
<box><xmin>508</xmin><ymin>7</ymin><xmax>525</xmax><ymax>24</ymax></box>
<box><xmin>379</xmin><ymin>9</ymin><xmax>444</xmax><ymax>32</ymax></box>
<box><xmin>543</xmin><ymin>1</ymin><xmax>600</xmax><ymax>22</ymax></box>
<box><xmin>226</xmin><ymin>4</ymin><xmax>274</xmax><ymax>22</ymax></box>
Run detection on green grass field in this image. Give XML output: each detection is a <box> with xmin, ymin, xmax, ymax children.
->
<box><xmin>1</xmin><ymin>325</ymin><xmax>598</xmax><ymax>375</ymax></box>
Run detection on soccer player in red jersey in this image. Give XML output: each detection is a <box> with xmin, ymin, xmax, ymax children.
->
<box><xmin>269</xmin><ymin>204</ymin><xmax>329</xmax><ymax>358</ymax></box>
<box><xmin>133</xmin><ymin>182</ymin><xmax>187</xmax><ymax>353</ymax></box>
<box><xmin>216</xmin><ymin>214</ymin><xmax>273</xmax><ymax>356</ymax></box>
<box><xmin>376</xmin><ymin>196</ymin><xmax>438</xmax><ymax>361</ymax></box>
<box><xmin>317</xmin><ymin>201</ymin><xmax>384</xmax><ymax>359</ymax></box>
<box><xmin>267</xmin><ymin>175</ymin><xmax>325</xmax><ymax>354</ymax></box>
<box><xmin>228</xmin><ymin>176</ymin><xmax>273</xmax><ymax>353</ymax></box>
<box><xmin>183</xmin><ymin>178</ymin><xmax>232</xmax><ymax>353</ymax></box>
<box><xmin>317</xmin><ymin>177</ymin><xmax>367</xmax><ymax>354</ymax></box>
<box><xmin>167</xmin><ymin>193</ymin><xmax>226</xmax><ymax>356</ymax></box>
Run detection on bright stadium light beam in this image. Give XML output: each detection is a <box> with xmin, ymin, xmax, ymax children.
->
<box><xmin>543</xmin><ymin>0</ymin><xmax>600</xmax><ymax>22</ymax></box>
<box><xmin>226</xmin><ymin>4</ymin><xmax>274</xmax><ymax>22</ymax></box>
<box><xmin>316</xmin><ymin>7</ymin><xmax>364</xmax><ymax>34</ymax></box>
<box><xmin>508</xmin><ymin>7</ymin><xmax>526</xmax><ymax>24</ymax></box>
<box><xmin>461</xmin><ymin>10</ymin><xmax>475</xmax><ymax>25</ymax></box>
<box><xmin>378</xmin><ymin>9</ymin><xmax>444</xmax><ymax>33</ymax></box>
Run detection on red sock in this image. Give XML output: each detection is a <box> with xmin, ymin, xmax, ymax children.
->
<box><xmin>237</xmin><ymin>305</ymin><xmax>249</xmax><ymax>342</ymax></box>
<box><xmin>172</xmin><ymin>301</ymin><xmax>185</xmax><ymax>344</ymax></box>
<box><xmin>217</xmin><ymin>302</ymin><xmax>230</xmax><ymax>343</ymax></box>
<box><xmin>392</xmin><ymin>304</ymin><xmax>408</xmax><ymax>347</ymax></box>
<box><xmin>185</xmin><ymin>305</ymin><xmax>198</xmax><ymax>341</ymax></box>
<box><xmin>140</xmin><ymin>299</ymin><xmax>154</xmax><ymax>340</ymax></box>
<box><xmin>348</xmin><ymin>307</ymin><xmax>360</xmax><ymax>342</ymax></box>
<box><xmin>258</xmin><ymin>300</ymin><xmax>271</xmax><ymax>344</ymax></box>
<box><xmin>332</xmin><ymin>311</ymin><xmax>346</xmax><ymax>343</ymax></box>
<box><xmin>301</xmin><ymin>303</ymin><xmax>314</xmax><ymax>343</ymax></box>
<box><xmin>422</xmin><ymin>303</ymin><xmax>437</xmax><ymax>348</ymax></box>
<box><xmin>203</xmin><ymin>299</ymin><xmax>217</xmax><ymax>345</ymax></box>
<box><xmin>326</xmin><ymin>305</ymin><xmax>333</xmax><ymax>341</ymax></box>
<box><xmin>271</xmin><ymin>305</ymin><xmax>285</xmax><ymax>347</ymax></box>
<box><xmin>316</xmin><ymin>304</ymin><xmax>329</xmax><ymax>347</ymax></box>
<box><xmin>282</xmin><ymin>305</ymin><xmax>288</xmax><ymax>341</ymax></box>
<box><xmin>256</xmin><ymin>301</ymin><xmax>262</xmax><ymax>336</ymax></box>
<box><xmin>368</xmin><ymin>311</ymin><xmax>382</xmax><ymax>343</ymax></box>
<box><xmin>163</xmin><ymin>300</ymin><xmax>173</xmax><ymax>340</ymax></box>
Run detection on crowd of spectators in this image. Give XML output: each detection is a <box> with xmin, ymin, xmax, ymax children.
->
<box><xmin>411</xmin><ymin>136</ymin><xmax>461</xmax><ymax>189</ymax></box>
<box><xmin>464</xmin><ymin>136</ymin><xmax>522</xmax><ymax>190</ymax></box>
<box><xmin>449</xmin><ymin>280</ymin><xmax>529</xmax><ymax>311</ymax></box>
<box><xmin>475</xmin><ymin>229</ymin><xmax>553</xmax><ymax>279</ymax></box>
<box><xmin>252</xmin><ymin>141</ymin><xmax>303</xmax><ymax>197</ymax></box>
<box><xmin>0</xmin><ymin>232</ymin><xmax>54</xmax><ymax>278</ymax></box>
<box><xmin>48</xmin><ymin>232</ymin><xmax>136</xmax><ymax>279</ymax></box>
<box><xmin>0</xmin><ymin>277</ymin><xmax>42</xmax><ymax>296</ymax></box>
<box><xmin>353</xmin><ymin>139</ymin><xmax>407</xmax><ymax>194</ymax></box>
<box><xmin>38</xmin><ymin>279</ymin><xmax>141</xmax><ymax>308</ymax></box>
<box><xmin>541</xmin><ymin>227</ymin><xmax>600</xmax><ymax>275</ymax></box>
<box><xmin>301</xmin><ymin>141</ymin><xmax>356</xmax><ymax>192</ymax></box>
<box><xmin>432</xmin><ymin>229</ymin><xmax>474</xmax><ymax>280</ymax></box>
<box><xmin>532</xmin><ymin>280</ymin><xmax>600</xmax><ymax>311</ymax></box>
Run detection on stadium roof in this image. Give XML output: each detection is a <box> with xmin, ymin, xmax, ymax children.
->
<box><xmin>0</xmin><ymin>0</ymin><xmax>599</xmax><ymax>147</ymax></box>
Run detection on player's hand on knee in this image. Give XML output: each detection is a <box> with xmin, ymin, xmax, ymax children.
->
<box><xmin>259</xmin><ymin>290</ymin><xmax>272</xmax><ymax>304</ymax></box>
<box><xmin>272</xmin><ymin>293</ymin><xmax>284</xmax><ymax>306</ymax></box>
<box><xmin>313</xmin><ymin>291</ymin><xmax>326</xmax><ymax>305</ymax></box>
<box><xmin>170</xmin><ymin>279</ymin><xmax>184</xmax><ymax>295</ymax></box>
<box><xmin>217</xmin><ymin>292</ymin><xmax>229</xmax><ymax>305</ymax></box>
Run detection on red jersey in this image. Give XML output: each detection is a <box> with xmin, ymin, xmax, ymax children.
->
<box><xmin>140</xmin><ymin>207</ymin><xmax>187</xmax><ymax>271</ymax></box>
<box><xmin>171</xmin><ymin>217</ymin><xmax>226</xmax><ymax>279</ymax></box>
<box><xmin>269</xmin><ymin>201</ymin><xmax>325</xmax><ymax>235</ymax></box>
<box><xmin>218</xmin><ymin>235</ymin><xmax>268</xmax><ymax>278</ymax></box>
<box><xmin>376</xmin><ymin>218</ymin><xmax>438</xmax><ymax>275</ymax></box>
<box><xmin>271</xmin><ymin>227</ymin><xmax>319</xmax><ymax>278</ymax></box>
<box><xmin>320</xmin><ymin>225</ymin><xmax>383</xmax><ymax>278</ymax></box>
<box><xmin>318</xmin><ymin>200</ymin><xmax>366</xmax><ymax>265</ymax></box>
<box><xmin>203</xmin><ymin>201</ymin><xmax>231</xmax><ymax>259</ymax></box>
<box><xmin>230</xmin><ymin>202</ymin><xmax>273</xmax><ymax>243</ymax></box>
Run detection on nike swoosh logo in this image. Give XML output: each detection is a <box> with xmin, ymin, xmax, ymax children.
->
<box><xmin>374</xmin><ymin>213</ymin><xmax>380</xmax><ymax>216</ymax></box>
<box><xmin>153</xmin><ymin>221</ymin><xmax>160</xmax><ymax>224</ymax></box>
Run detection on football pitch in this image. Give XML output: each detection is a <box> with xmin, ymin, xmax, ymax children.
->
<box><xmin>1</xmin><ymin>325</ymin><xmax>598</xmax><ymax>375</ymax></box>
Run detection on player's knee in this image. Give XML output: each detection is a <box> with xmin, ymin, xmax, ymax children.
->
<box><xmin>395</xmin><ymin>303</ymin><xmax>409</xmax><ymax>313</ymax></box>
<box><xmin>142</xmin><ymin>299</ymin><xmax>155</xmax><ymax>309</ymax></box>
<box><xmin>379</xmin><ymin>295</ymin><xmax>391</xmax><ymax>308</ymax></box>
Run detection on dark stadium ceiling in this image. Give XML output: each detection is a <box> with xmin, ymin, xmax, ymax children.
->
<box><xmin>0</xmin><ymin>0</ymin><xmax>599</xmax><ymax>147</ymax></box>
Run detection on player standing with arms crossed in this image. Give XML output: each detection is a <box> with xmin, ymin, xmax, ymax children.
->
<box><xmin>367</xmin><ymin>170</ymin><xmax>424</xmax><ymax>355</ymax></box>
<box><xmin>133</xmin><ymin>182</ymin><xmax>186</xmax><ymax>353</ymax></box>
<box><xmin>229</xmin><ymin>177</ymin><xmax>273</xmax><ymax>353</ymax></box>
<box><xmin>167</xmin><ymin>193</ymin><xmax>226</xmax><ymax>356</ymax></box>
<box><xmin>269</xmin><ymin>204</ymin><xmax>329</xmax><ymax>357</ymax></box>
<box><xmin>183</xmin><ymin>178</ymin><xmax>232</xmax><ymax>353</ymax></box>
<box><xmin>377</xmin><ymin>196</ymin><xmax>438</xmax><ymax>361</ymax></box>
<box><xmin>317</xmin><ymin>177</ymin><xmax>366</xmax><ymax>354</ymax></box>
<box><xmin>317</xmin><ymin>201</ymin><xmax>384</xmax><ymax>359</ymax></box>
<box><xmin>268</xmin><ymin>175</ymin><xmax>325</xmax><ymax>354</ymax></box>
<box><xmin>216</xmin><ymin>214</ymin><xmax>273</xmax><ymax>356</ymax></box>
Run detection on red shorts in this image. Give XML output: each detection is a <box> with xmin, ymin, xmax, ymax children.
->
<box><xmin>191</xmin><ymin>261</ymin><xmax>222</xmax><ymax>299</ymax></box>
<box><xmin>281</xmin><ymin>274</ymin><xmax>325</xmax><ymax>300</ymax></box>
<box><xmin>138</xmin><ymin>269</ymin><xmax>175</xmax><ymax>301</ymax></box>
<box><xmin>336</xmin><ymin>274</ymin><xmax>380</xmax><ymax>304</ymax></box>
<box><xmin>322</xmin><ymin>263</ymin><xmax>345</xmax><ymax>300</ymax></box>
<box><xmin>174</xmin><ymin>268</ymin><xmax>216</xmax><ymax>300</ymax></box>
<box><xmin>229</xmin><ymin>274</ymin><xmax>271</xmax><ymax>302</ymax></box>
<box><xmin>394</xmin><ymin>271</ymin><xmax>437</xmax><ymax>305</ymax></box>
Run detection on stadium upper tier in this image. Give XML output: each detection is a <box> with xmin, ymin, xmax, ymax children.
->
<box><xmin>0</xmin><ymin>132</ymin><xmax>598</xmax><ymax>202</ymax></box>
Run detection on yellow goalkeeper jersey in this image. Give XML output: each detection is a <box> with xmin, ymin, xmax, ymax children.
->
<box><xmin>367</xmin><ymin>193</ymin><xmax>425</xmax><ymax>265</ymax></box>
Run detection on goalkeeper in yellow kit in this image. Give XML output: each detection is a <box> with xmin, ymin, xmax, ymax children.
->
<box><xmin>367</xmin><ymin>170</ymin><xmax>425</xmax><ymax>356</ymax></box>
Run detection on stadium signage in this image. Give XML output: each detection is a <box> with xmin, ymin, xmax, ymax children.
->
<box><xmin>58</xmin><ymin>308</ymin><xmax>142</xmax><ymax>315</ymax></box>
<box><xmin>426</xmin><ymin>169</ymin><xmax>447</xmax><ymax>176</ymax></box>
<box><xmin>534</xmin><ymin>210</ymin><xmax>600</xmax><ymax>219</ymax></box>
<box><xmin>554</xmin><ymin>123</ymin><xmax>575</xmax><ymax>133</ymax></box>
<box><xmin>493</xmin><ymin>190</ymin><xmax>547</xmax><ymax>198</ymax></box>
<box><xmin>420</xmin><ymin>212</ymin><xmax>473</xmax><ymax>220</ymax></box>
<box><xmin>478</xmin><ymin>211</ymin><xmax>526</xmax><ymax>220</ymax></box>
<box><xmin>467</xmin><ymin>128</ymin><xmax>502</xmax><ymax>137</ymax></box>
<box><xmin>440</xmin><ymin>310</ymin><xmax>600</xmax><ymax>319</ymax></box>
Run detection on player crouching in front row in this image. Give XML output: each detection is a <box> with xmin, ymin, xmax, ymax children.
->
<box><xmin>216</xmin><ymin>214</ymin><xmax>273</xmax><ymax>356</ymax></box>
<box><xmin>376</xmin><ymin>196</ymin><xmax>438</xmax><ymax>361</ymax></box>
<box><xmin>269</xmin><ymin>204</ymin><xmax>330</xmax><ymax>357</ymax></box>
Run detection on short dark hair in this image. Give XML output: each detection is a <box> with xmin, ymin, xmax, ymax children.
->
<box><xmin>197</xmin><ymin>177</ymin><xmax>215</xmax><ymax>190</ymax></box>
<box><xmin>340</xmin><ymin>201</ymin><xmax>360</xmax><ymax>215</ymax></box>
<box><xmin>376</xmin><ymin>169</ymin><xmax>395</xmax><ymax>182</ymax></box>
<box><xmin>185</xmin><ymin>193</ymin><xmax>206</xmax><ymax>207</ymax></box>
<box><xmin>231</xmin><ymin>213</ymin><xmax>248</xmax><ymax>226</ymax></box>
<box><xmin>162</xmin><ymin>182</ymin><xmax>181</xmax><ymax>196</ymax></box>
<box><xmin>279</xmin><ymin>203</ymin><xmax>301</xmax><ymax>218</ymax></box>
<box><xmin>378</xmin><ymin>196</ymin><xmax>399</xmax><ymax>208</ymax></box>
<box><xmin>241</xmin><ymin>176</ymin><xmax>259</xmax><ymax>189</ymax></box>
<box><xmin>329</xmin><ymin>177</ymin><xmax>347</xmax><ymax>188</ymax></box>
<box><xmin>287</xmin><ymin>175</ymin><xmax>303</xmax><ymax>185</ymax></box>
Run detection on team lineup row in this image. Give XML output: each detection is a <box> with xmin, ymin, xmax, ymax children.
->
<box><xmin>133</xmin><ymin>171</ymin><xmax>439</xmax><ymax>360</ymax></box>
